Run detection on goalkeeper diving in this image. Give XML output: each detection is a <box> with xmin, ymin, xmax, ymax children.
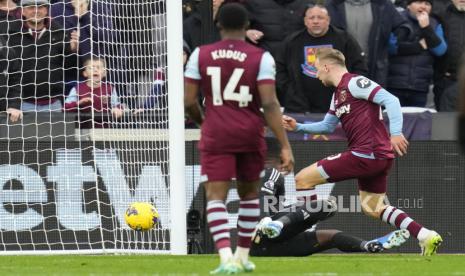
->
<box><xmin>250</xmin><ymin>166</ymin><xmax>410</xmax><ymax>257</ymax></box>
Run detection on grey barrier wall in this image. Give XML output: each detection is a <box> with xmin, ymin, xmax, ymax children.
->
<box><xmin>0</xmin><ymin>141</ymin><xmax>463</xmax><ymax>253</ymax></box>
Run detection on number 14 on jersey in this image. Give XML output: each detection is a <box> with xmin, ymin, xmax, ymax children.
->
<box><xmin>207</xmin><ymin>66</ymin><xmax>253</xmax><ymax>107</ymax></box>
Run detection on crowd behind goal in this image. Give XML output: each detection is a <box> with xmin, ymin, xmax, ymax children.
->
<box><xmin>0</xmin><ymin>0</ymin><xmax>464</xmax><ymax>124</ymax></box>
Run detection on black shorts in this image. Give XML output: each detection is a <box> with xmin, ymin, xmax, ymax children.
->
<box><xmin>250</xmin><ymin>230</ymin><xmax>320</xmax><ymax>257</ymax></box>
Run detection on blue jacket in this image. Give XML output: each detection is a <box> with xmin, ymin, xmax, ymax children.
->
<box><xmin>325</xmin><ymin>0</ymin><xmax>406</xmax><ymax>86</ymax></box>
<box><xmin>387</xmin><ymin>11</ymin><xmax>447</xmax><ymax>92</ymax></box>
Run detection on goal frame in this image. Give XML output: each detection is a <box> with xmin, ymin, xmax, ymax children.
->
<box><xmin>0</xmin><ymin>0</ymin><xmax>187</xmax><ymax>256</ymax></box>
<box><xmin>166</xmin><ymin>0</ymin><xmax>187</xmax><ymax>255</ymax></box>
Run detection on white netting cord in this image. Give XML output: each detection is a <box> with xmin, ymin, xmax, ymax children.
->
<box><xmin>97</xmin><ymin>0</ymin><xmax>170</xmax><ymax>251</ymax></box>
<box><xmin>0</xmin><ymin>0</ymin><xmax>172</xmax><ymax>253</ymax></box>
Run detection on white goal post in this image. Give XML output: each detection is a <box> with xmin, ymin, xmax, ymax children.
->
<box><xmin>0</xmin><ymin>0</ymin><xmax>186</xmax><ymax>255</ymax></box>
<box><xmin>166</xmin><ymin>0</ymin><xmax>187</xmax><ymax>255</ymax></box>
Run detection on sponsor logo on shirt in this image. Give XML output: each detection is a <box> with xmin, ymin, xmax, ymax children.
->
<box><xmin>356</xmin><ymin>77</ymin><xmax>371</xmax><ymax>89</ymax></box>
<box><xmin>335</xmin><ymin>104</ymin><xmax>351</xmax><ymax>118</ymax></box>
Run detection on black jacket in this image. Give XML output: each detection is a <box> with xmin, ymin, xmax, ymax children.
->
<box><xmin>326</xmin><ymin>0</ymin><xmax>405</xmax><ymax>86</ymax></box>
<box><xmin>0</xmin><ymin>10</ymin><xmax>21</xmax><ymax>39</ymax></box>
<box><xmin>388</xmin><ymin>11</ymin><xmax>443</xmax><ymax>92</ymax></box>
<box><xmin>7</xmin><ymin>20</ymin><xmax>77</xmax><ymax>101</ymax></box>
<box><xmin>0</xmin><ymin>36</ymin><xmax>21</xmax><ymax>111</ymax></box>
<box><xmin>435</xmin><ymin>4</ymin><xmax>465</xmax><ymax>80</ymax></box>
<box><xmin>277</xmin><ymin>26</ymin><xmax>368</xmax><ymax>113</ymax></box>
<box><xmin>244</xmin><ymin>0</ymin><xmax>314</xmax><ymax>58</ymax></box>
<box><xmin>183</xmin><ymin>1</ymin><xmax>221</xmax><ymax>51</ymax></box>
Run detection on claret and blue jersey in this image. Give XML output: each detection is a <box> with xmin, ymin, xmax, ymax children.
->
<box><xmin>296</xmin><ymin>73</ymin><xmax>404</xmax><ymax>160</ymax></box>
<box><xmin>184</xmin><ymin>39</ymin><xmax>276</xmax><ymax>153</ymax></box>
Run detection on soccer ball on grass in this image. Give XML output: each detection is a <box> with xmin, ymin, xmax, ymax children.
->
<box><xmin>125</xmin><ymin>202</ymin><xmax>159</xmax><ymax>231</ymax></box>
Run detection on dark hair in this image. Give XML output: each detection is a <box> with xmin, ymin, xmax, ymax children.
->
<box><xmin>302</xmin><ymin>2</ymin><xmax>327</xmax><ymax>17</ymax></box>
<box><xmin>216</xmin><ymin>3</ymin><xmax>249</xmax><ymax>31</ymax></box>
<box><xmin>302</xmin><ymin>4</ymin><xmax>329</xmax><ymax>17</ymax></box>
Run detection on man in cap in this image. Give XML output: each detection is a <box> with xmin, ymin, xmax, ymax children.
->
<box><xmin>7</xmin><ymin>0</ymin><xmax>79</xmax><ymax>112</ymax></box>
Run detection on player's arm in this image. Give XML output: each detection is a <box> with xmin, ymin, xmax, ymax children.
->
<box><xmin>349</xmin><ymin>77</ymin><xmax>408</xmax><ymax>156</ymax></box>
<box><xmin>372</xmin><ymin>89</ymin><xmax>408</xmax><ymax>156</ymax></box>
<box><xmin>282</xmin><ymin>94</ymin><xmax>339</xmax><ymax>134</ymax></box>
<box><xmin>184</xmin><ymin>47</ymin><xmax>204</xmax><ymax>126</ymax></box>
<box><xmin>259</xmin><ymin>84</ymin><xmax>294</xmax><ymax>174</ymax></box>
<box><xmin>184</xmin><ymin>82</ymin><xmax>203</xmax><ymax>125</ymax></box>
<box><xmin>283</xmin><ymin>113</ymin><xmax>339</xmax><ymax>134</ymax></box>
<box><xmin>258</xmin><ymin>52</ymin><xmax>294</xmax><ymax>174</ymax></box>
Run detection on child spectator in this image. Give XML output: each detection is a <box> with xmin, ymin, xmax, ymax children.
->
<box><xmin>65</xmin><ymin>56</ymin><xmax>124</xmax><ymax>119</ymax></box>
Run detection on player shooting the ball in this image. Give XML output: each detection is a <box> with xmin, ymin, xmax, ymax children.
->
<box><xmin>261</xmin><ymin>48</ymin><xmax>442</xmax><ymax>256</ymax></box>
<box><xmin>250</xmin><ymin>164</ymin><xmax>410</xmax><ymax>257</ymax></box>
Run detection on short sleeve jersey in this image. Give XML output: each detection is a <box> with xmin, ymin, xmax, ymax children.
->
<box><xmin>328</xmin><ymin>73</ymin><xmax>394</xmax><ymax>159</ymax></box>
<box><xmin>185</xmin><ymin>39</ymin><xmax>275</xmax><ymax>152</ymax></box>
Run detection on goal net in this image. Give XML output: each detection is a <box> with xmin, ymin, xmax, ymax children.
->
<box><xmin>0</xmin><ymin>0</ymin><xmax>186</xmax><ymax>254</ymax></box>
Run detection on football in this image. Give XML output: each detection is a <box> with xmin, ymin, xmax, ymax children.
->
<box><xmin>125</xmin><ymin>202</ymin><xmax>159</xmax><ymax>231</ymax></box>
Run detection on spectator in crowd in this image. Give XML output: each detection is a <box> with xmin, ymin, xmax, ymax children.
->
<box><xmin>432</xmin><ymin>0</ymin><xmax>451</xmax><ymax>13</ymax></box>
<box><xmin>0</xmin><ymin>35</ymin><xmax>22</xmax><ymax>122</ymax></box>
<box><xmin>138</xmin><ymin>68</ymin><xmax>166</xmax><ymax>112</ymax></box>
<box><xmin>50</xmin><ymin>0</ymin><xmax>114</xmax><ymax>60</ymax></box>
<box><xmin>64</xmin><ymin>56</ymin><xmax>123</xmax><ymax>118</ymax></box>
<box><xmin>133</xmin><ymin>41</ymin><xmax>190</xmax><ymax>115</ymax></box>
<box><xmin>387</xmin><ymin>0</ymin><xmax>447</xmax><ymax>107</ymax></box>
<box><xmin>395</xmin><ymin>0</ymin><xmax>451</xmax><ymax>12</ymax></box>
<box><xmin>433</xmin><ymin>0</ymin><xmax>465</xmax><ymax>111</ymax></box>
<box><xmin>326</xmin><ymin>0</ymin><xmax>406</xmax><ymax>86</ymax></box>
<box><xmin>0</xmin><ymin>0</ymin><xmax>21</xmax><ymax>37</ymax></box>
<box><xmin>277</xmin><ymin>4</ymin><xmax>367</xmax><ymax>113</ymax></box>
<box><xmin>183</xmin><ymin>0</ymin><xmax>223</xmax><ymax>51</ymax></box>
<box><xmin>7</xmin><ymin>0</ymin><xmax>79</xmax><ymax>112</ymax></box>
<box><xmin>243</xmin><ymin>0</ymin><xmax>313</xmax><ymax>59</ymax></box>
<box><xmin>183</xmin><ymin>0</ymin><xmax>197</xmax><ymax>19</ymax></box>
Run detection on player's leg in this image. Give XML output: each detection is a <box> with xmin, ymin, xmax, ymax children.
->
<box><xmin>314</xmin><ymin>230</ymin><xmax>373</xmax><ymax>253</ymax></box>
<box><xmin>233</xmin><ymin>151</ymin><xmax>266</xmax><ymax>272</ymax></box>
<box><xmin>260</xmin><ymin>199</ymin><xmax>337</xmax><ymax>240</ymax></box>
<box><xmin>366</xmin><ymin>229</ymin><xmax>411</xmax><ymax>250</ymax></box>
<box><xmin>251</xmin><ymin>228</ymin><xmax>409</xmax><ymax>257</ymax></box>
<box><xmin>294</xmin><ymin>162</ymin><xmax>326</xmax><ymax>203</ymax></box>
<box><xmin>313</xmin><ymin>229</ymin><xmax>410</xmax><ymax>254</ymax></box>
<box><xmin>235</xmin><ymin>179</ymin><xmax>260</xmax><ymax>272</ymax></box>
<box><xmin>295</xmin><ymin>152</ymin><xmax>362</xmax><ymax>204</ymax></box>
<box><xmin>250</xmin><ymin>231</ymin><xmax>321</xmax><ymax>257</ymax></box>
<box><xmin>358</xmin><ymin>174</ymin><xmax>442</xmax><ymax>256</ymax></box>
<box><xmin>200</xmin><ymin>151</ymin><xmax>237</xmax><ymax>273</ymax></box>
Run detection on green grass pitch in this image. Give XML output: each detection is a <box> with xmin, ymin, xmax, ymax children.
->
<box><xmin>1</xmin><ymin>254</ymin><xmax>464</xmax><ymax>275</ymax></box>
